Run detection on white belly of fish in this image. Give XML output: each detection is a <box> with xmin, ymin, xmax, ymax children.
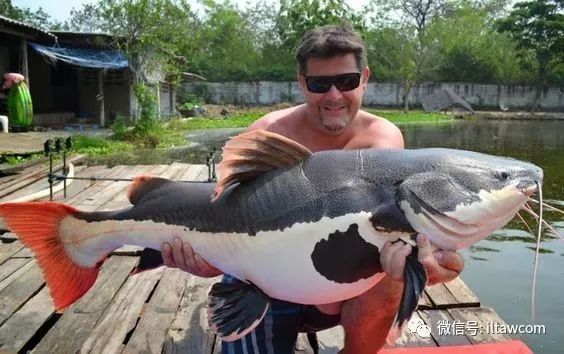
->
<box><xmin>62</xmin><ymin>211</ymin><xmax>391</xmax><ymax>305</ymax></box>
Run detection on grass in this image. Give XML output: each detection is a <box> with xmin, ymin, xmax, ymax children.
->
<box><xmin>171</xmin><ymin>109</ymin><xmax>452</xmax><ymax>130</ymax></box>
<box><xmin>5</xmin><ymin>106</ymin><xmax>454</xmax><ymax>167</ymax></box>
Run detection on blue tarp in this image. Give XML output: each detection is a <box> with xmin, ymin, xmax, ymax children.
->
<box><xmin>29</xmin><ymin>43</ymin><xmax>128</xmax><ymax>69</ymax></box>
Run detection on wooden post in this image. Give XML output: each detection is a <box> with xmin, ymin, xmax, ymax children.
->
<box><xmin>20</xmin><ymin>39</ymin><xmax>29</xmax><ymax>85</ymax></box>
<box><xmin>98</xmin><ymin>70</ymin><xmax>105</xmax><ymax>127</ymax></box>
<box><xmin>156</xmin><ymin>82</ymin><xmax>161</xmax><ymax>119</ymax></box>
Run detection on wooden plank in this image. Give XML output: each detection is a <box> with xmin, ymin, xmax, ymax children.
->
<box><xmin>418</xmin><ymin>309</ymin><xmax>472</xmax><ymax>346</ymax></box>
<box><xmin>443</xmin><ymin>277</ymin><xmax>480</xmax><ymax>307</ymax></box>
<box><xmin>80</xmin><ymin>267</ymin><xmax>165</xmax><ymax>353</ymax></box>
<box><xmin>0</xmin><ymin>241</ymin><xmax>24</xmax><ymax>265</ymax></box>
<box><xmin>317</xmin><ymin>326</ymin><xmax>345</xmax><ymax>353</ymax></box>
<box><xmin>0</xmin><ymin>258</ymin><xmax>34</xmax><ymax>293</ymax></box>
<box><xmin>33</xmin><ymin>256</ymin><xmax>138</xmax><ymax>353</ymax></box>
<box><xmin>177</xmin><ymin>164</ymin><xmax>208</xmax><ymax>182</ymax></box>
<box><xmin>394</xmin><ymin>312</ymin><xmax>437</xmax><ymax>348</ymax></box>
<box><xmin>46</xmin><ymin>165</ymin><xmax>110</xmax><ymax>202</ymax></box>
<box><xmin>75</xmin><ymin>165</ymin><xmax>153</xmax><ymax>209</ymax></box>
<box><xmin>0</xmin><ymin>261</ymin><xmax>44</xmax><ymax>326</ymax></box>
<box><xmin>0</xmin><ymin>286</ymin><xmax>54</xmax><ymax>352</ymax></box>
<box><xmin>11</xmin><ymin>247</ymin><xmax>32</xmax><ymax>258</ymax></box>
<box><xmin>448</xmin><ymin>307</ymin><xmax>511</xmax><ymax>344</ymax></box>
<box><xmin>0</xmin><ymin>156</ymin><xmax>86</xmax><ymax>200</ymax></box>
<box><xmin>425</xmin><ymin>284</ymin><xmax>458</xmax><ymax>309</ymax></box>
<box><xmin>163</xmin><ymin>276</ymin><xmax>219</xmax><ymax>354</ymax></box>
<box><xmin>0</xmin><ymin>258</ymin><xmax>30</xmax><ymax>283</ymax></box>
<box><xmin>63</xmin><ymin>165</ymin><xmax>129</xmax><ymax>207</ymax></box>
<box><xmin>1</xmin><ymin>164</ymin><xmax>88</xmax><ymax>202</ymax></box>
<box><xmin>417</xmin><ymin>292</ymin><xmax>433</xmax><ymax>309</ymax></box>
<box><xmin>123</xmin><ymin>268</ymin><xmax>192</xmax><ymax>354</ymax></box>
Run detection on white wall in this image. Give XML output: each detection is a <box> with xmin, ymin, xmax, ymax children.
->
<box><xmin>183</xmin><ymin>81</ymin><xmax>564</xmax><ymax>111</ymax></box>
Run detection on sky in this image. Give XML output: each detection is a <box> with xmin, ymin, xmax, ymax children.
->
<box><xmin>12</xmin><ymin>0</ymin><xmax>370</xmax><ymax>22</ymax></box>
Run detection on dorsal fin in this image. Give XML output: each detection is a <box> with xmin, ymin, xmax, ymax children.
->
<box><xmin>211</xmin><ymin>130</ymin><xmax>312</xmax><ymax>201</ymax></box>
<box><xmin>127</xmin><ymin>175</ymin><xmax>173</xmax><ymax>205</ymax></box>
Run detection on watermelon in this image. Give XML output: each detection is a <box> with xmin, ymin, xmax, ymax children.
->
<box><xmin>7</xmin><ymin>81</ymin><xmax>33</xmax><ymax>128</ymax></box>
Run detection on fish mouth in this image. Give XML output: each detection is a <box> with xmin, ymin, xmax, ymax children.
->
<box><xmin>518</xmin><ymin>181</ymin><xmax>539</xmax><ymax>197</ymax></box>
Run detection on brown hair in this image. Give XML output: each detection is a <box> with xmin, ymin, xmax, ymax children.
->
<box><xmin>295</xmin><ymin>24</ymin><xmax>367</xmax><ymax>74</ymax></box>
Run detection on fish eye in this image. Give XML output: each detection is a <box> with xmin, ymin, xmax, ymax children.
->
<box><xmin>495</xmin><ymin>170</ymin><xmax>510</xmax><ymax>180</ymax></box>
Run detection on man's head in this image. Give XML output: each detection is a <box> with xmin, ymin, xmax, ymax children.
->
<box><xmin>296</xmin><ymin>25</ymin><xmax>367</xmax><ymax>74</ymax></box>
<box><xmin>295</xmin><ymin>25</ymin><xmax>370</xmax><ymax>135</ymax></box>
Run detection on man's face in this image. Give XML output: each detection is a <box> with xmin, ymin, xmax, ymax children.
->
<box><xmin>298</xmin><ymin>53</ymin><xmax>369</xmax><ymax>134</ymax></box>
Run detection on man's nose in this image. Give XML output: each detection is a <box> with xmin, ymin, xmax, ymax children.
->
<box><xmin>325</xmin><ymin>84</ymin><xmax>343</xmax><ymax>100</ymax></box>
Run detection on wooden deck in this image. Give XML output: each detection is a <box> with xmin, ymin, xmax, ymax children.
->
<box><xmin>0</xmin><ymin>162</ymin><xmax>519</xmax><ymax>353</ymax></box>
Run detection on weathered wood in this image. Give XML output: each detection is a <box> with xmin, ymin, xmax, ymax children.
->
<box><xmin>0</xmin><ymin>286</ymin><xmax>54</xmax><ymax>352</ymax></box>
<box><xmin>46</xmin><ymin>165</ymin><xmax>110</xmax><ymax>202</ymax></box>
<box><xmin>33</xmin><ymin>256</ymin><xmax>138</xmax><ymax>353</ymax></box>
<box><xmin>425</xmin><ymin>284</ymin><xmax>458</xmax><ymax>309</ymax></box>
<box><xmin>0</xmin><ymin>241</ymin><xmax>24</xmax><ymax>265</ymax></box>
<box><xmin>80</xmin><ymin>268</ymin><xmax>165</xmax><ymax>353</ymax></box>
<box><xmin>417</xmin><ymin>292</ymin><xmax>434</xmax><ymax>309</ymax></box>
<box><xmin>76</xmin><ymin>165</ymin><xmax>155</xmax><ymax>209</ymax></box>
<box><xmin>448</xmin><ymin>307</ymin><xmax>511</xmax><ymax>344</ymax></box>
<box><xmin>0</xmin><ymin>257</ymin><xmax>30</xmax><ymax>283</ymax></box>
<box><xmin>163</xmin><ymin>276</ymin><xmax>219</xmax><ymax>354</ymax></box>
<box><xmin>444</xmin><ymin>277</ymin><xmax>480</xmax><ymax>307</ymax></box>
<box><xmin>0</xmin><ymin>155</ymin><xmax>86</xmax><ymax>200</ymax></box>
<box><xmin>418</xmin><ymin>309</ymin><xmax>472</xmax><ymax>346</ymax></box>
<box><xmin>0</xmin><ymin>261</ymin><xmax>44</xmax><ymax>326</ymax></box>
<box><xmin>395</xmin><ymin>312</ymin><xmax>436</xmax><ymax>348</ymax></box>
<box><xmin>123</xmin><ymin>268</ymin><xmax>191</xmax><ymax>354</ymax></box>
<box><xmin>63</xmin><ymin>165</ymin><xmax>129</xmax><ymax>207</ymax></box>
<box><xmin>0</xmin><ymin>258</ymin><xmax>34</xmax><ymax>293</ymax></box>
<box><xmin>11</xmin><ymin>246</ymin><xmax>32</xmax><ymax>258</ymax></box>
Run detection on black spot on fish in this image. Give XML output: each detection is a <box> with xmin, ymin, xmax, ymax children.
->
<box><xmin>311</xmin><ymin>224</ymin><xmax>382</xmax><ymax>284</ymax></box>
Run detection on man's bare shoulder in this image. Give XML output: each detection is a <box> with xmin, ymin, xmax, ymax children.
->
<box><xmin>351</xmin><ymin>110</ymin><xmax>405</xmax><ymax>149</ymax></box>
<box><xmin>247</xmin><ymin>105</ymin><xmax>302</xmax><ymax>132</ymax></box>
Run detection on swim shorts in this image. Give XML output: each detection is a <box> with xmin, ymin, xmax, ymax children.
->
<box><xmin>220</xmin><ymin>275</ymin><xmax>341</xmax><ymax>354</ymax></box>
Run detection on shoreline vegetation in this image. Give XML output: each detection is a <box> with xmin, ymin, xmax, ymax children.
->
<box><xmin>2</xmin><ymin>106</ymin><xmax>453</xmax><ymax>167</ymax></box>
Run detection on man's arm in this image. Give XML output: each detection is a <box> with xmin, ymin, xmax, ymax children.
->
<box><xmin>339</xmin><ymin>236</ymin><xmax>464</xmax><ymax>353</ymax></box>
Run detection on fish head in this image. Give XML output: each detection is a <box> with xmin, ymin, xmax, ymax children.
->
<box><xmin>397</xmin><ymin>149</ymin><xmax>543</xmax><ymax>250</ymax></box>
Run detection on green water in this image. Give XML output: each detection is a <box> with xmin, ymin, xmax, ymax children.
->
<box><xmin>90</xmin><ymin>120</ymin><xmax>563</xmax><ymax>353</ymax></box>
<box><xmin>402</xmin><ymin>120</ymin><xmax>563</xmax><ymax>354</ymax></box>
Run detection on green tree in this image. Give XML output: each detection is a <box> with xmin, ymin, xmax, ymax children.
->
<box><xmin>368</xmin><ymin>0</ymin><xmax>446</xmax><ymax>111</ymax></box>
<box><xmin>497</xmin><ymin>0</ymin><xmax>564</xmax><ymax>109</ymax></box>
<box><xmin>0</xmin><ymin>0</ymin><xmax>62</xmax><ymax>29</ymax></box>
<box><xmin>190</xmin><ymin>0</ymin><xmax>261</xmax><ymax>81</ymax></box>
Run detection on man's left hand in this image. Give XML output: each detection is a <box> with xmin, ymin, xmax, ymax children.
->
<box><xmin>382</xmin><ymin>234</ymin><xmax>464</xmax><ymax>285</ymax></box>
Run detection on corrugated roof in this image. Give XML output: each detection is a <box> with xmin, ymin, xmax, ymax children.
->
<box><xmin>0</xmin><ymin>15</ymin><xmax>56</xmax><ymax>39</ymax></box>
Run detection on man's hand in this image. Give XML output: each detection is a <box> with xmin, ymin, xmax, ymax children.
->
<box><xmin>161</xmin><ymin>238</ymin><xmax>222</xmax><ymax>277</ymax></box>
<box><xmin>381</xmin><ymin>234</ymin><xmax>464</xmax><ymax>285</ymax></box>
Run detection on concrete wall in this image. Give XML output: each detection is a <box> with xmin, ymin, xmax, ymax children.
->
<box><xmin>183</xmin><ymin>81</ymin><xmax>564</xmax><ymax>111</ymax></box>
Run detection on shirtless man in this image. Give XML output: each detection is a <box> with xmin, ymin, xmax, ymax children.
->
<box><xmin>162</xmin><ymin>25</ymin><xmax>464</xmax><ymax>353</ymax></box>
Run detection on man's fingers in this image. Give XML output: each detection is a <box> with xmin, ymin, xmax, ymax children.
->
<box><xmin>171</xmin><ymin>238</ymin><xmax>187</xmax><ymax>269</ymax></box>
<box><xmin>381</xmin><ymin>241</ymin><xmax>403</xmax><ymax>271</ymax></box>
<box><xmin>435</xmin><ymin>250</ymin><xmax>464</xmax><ymax>274</ymax></box>
<box><xmin>181</xmin><ymin>241</ymin><xmax>198</xmax><ymax>272</ymax></box>
<box><xmin>194</xmin><ymin>254</ymin><xmax>222</xmax><ymax>277</ymax></box>
<box><xmin>416</xmin><ymin>234</ymin><xmax>434</xmax><ymax>261</ymax></box>
<box><xmin>161</xmin><ymin>242</ymin><xmax>175</xmax><ymax>267</ymax></box>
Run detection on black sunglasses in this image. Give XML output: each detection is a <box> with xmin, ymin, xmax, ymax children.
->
<box><xmin>304</xmin><ymin>72</ymin><xmax>361</xmax><ymax>93</ymax></box>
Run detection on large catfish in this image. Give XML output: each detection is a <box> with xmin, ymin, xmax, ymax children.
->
<box><xmin>0</xmin><ymin>130</ymin><xmax>543</xmax><ymax>341</ymax></box>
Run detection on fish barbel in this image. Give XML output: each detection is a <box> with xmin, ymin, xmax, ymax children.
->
<box><xmin>0</xmin><ymin>130</ymin><xmax>543</xmax><ymax>341</ymax></box>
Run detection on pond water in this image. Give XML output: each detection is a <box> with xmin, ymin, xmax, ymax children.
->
<box><xmin>89</xmin><ymin>119</ymin><xmax>563</xmax><ymax>353</ymax></box>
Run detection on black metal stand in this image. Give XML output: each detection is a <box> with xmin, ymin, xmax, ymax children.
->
<box><xmin>44</xmin><ymin>137</ymin><xmax>73</xmax><ymax>201</ymax></box>
<box><xmin>45</xmin><ymin>139</ymin><xmax>219</xmax><ymax>201</ymax></box>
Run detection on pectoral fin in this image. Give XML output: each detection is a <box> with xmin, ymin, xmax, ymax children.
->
<box><xmin>208</xmin><ymin>280</ymin><xmax>270</xmax><ymax>341</ymax></box>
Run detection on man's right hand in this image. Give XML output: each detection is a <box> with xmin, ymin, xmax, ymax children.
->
<box><xmin>161</xmin><ymin>238</ymin><xmax>222</xmax><ymax>278</ymax></box>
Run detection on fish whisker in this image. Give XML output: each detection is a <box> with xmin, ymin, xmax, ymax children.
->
<box><xmin>528</xmin><ymin>198</ymin><xmax>564</xmax><ymax>216</ymax></box>
<box><xmin>517</xmin><ymin>211</ymin><xmax>535</xmax><ymax>238</ymax></box>
<box><xmin>521</xmin><ymin>206</ymin><xmax>563</xmax><ymax>240</ymax></box>
<box><xmin>531</xmin><ymin>182</ymin><xmax>542</xmax><ymax>322</ymax></box>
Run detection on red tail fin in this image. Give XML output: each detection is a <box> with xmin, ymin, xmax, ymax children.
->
<box><xmin>0</xmin><ymin>202</ymin><xmax>101</xmax><ymax>311</ymax></box>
